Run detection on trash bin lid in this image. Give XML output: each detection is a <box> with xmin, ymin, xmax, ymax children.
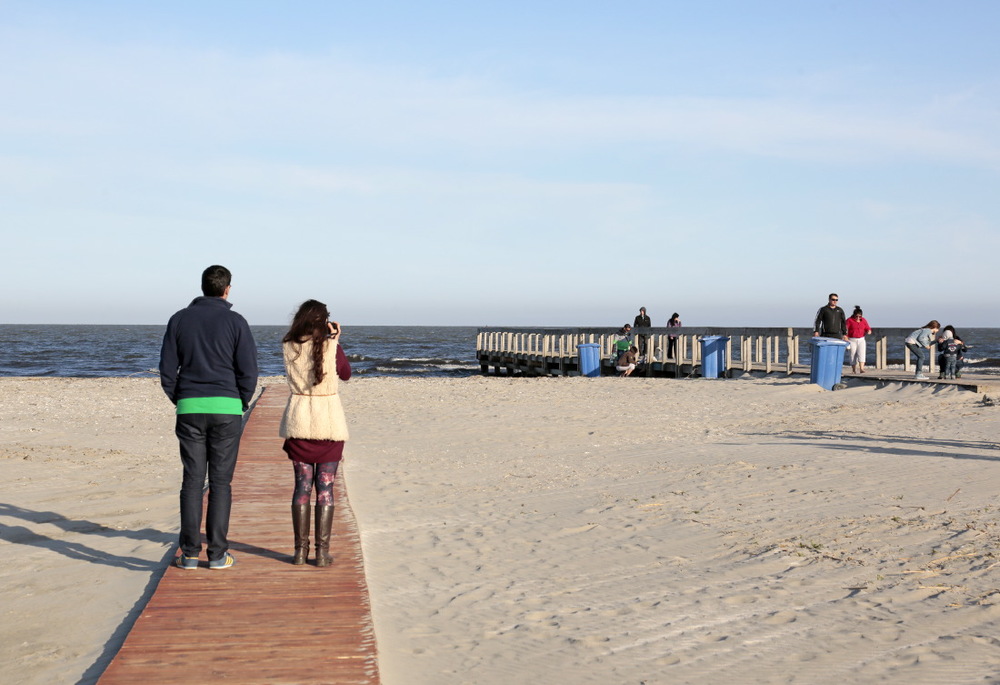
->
<box><xmin>810</xmin><ymin>337</ymin><xmax>848</xmax><ymax>347</ymax></box>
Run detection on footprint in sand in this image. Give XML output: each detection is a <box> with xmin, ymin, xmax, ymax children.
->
<box><xmin>554</xmin><ymin>523</ymin><xmax>599</xmax><ymax>537</ymax></box>
<box><xmin>868</xmin><ymin>627</ymin><xmax>903</xmax><ymax>643</ymax></box>
<box><xmin>762</xmin><ymin>610</ymin><xmax>797</xmax><ymax>625</ymax></box>
<box><xmin>523</xmin><ymin>610</ymin><xmax>554</xmax><ymax>622</ymax></box>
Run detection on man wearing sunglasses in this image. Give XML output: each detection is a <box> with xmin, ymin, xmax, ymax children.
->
<box><xmin>813</xmin><ymin>293</ymin><xmax>848</xmax><ymax>340</ymax></box>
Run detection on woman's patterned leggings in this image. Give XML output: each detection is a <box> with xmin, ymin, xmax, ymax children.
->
<box><xmin>292</xmin><ymin>461</ymin><xmax>340</xmax><ymax>506</ymax></box>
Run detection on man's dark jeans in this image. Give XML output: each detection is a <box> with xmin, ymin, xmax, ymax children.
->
<box><xmin>176</xmin><ymin>413</ymin><xmax>243</xmax><ymax>561</ymax></box>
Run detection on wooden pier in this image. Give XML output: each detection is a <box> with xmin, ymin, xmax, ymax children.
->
<box><xmin>476</xmin><ymin>327</ymin><xmax>999</xmax><ymax>392</ymax></box>
<box><xmin>99</xmin><ymin>387</ymin><xmax>380</xmax><ymax>685</ymax></box>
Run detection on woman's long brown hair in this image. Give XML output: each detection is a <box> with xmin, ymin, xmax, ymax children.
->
<box><xmin>283</xmin><ymin>299</ymin><xmax>330</xmax><ymax>385</ymax></box>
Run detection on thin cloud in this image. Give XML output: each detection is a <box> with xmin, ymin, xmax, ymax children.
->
<box><xmin>2</xmin><ymin>32</ymin><xmax>997</xmax><ymax>168</ymax></box>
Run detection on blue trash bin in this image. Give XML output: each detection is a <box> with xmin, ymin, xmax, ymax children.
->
<box><xmin>577</xmin><ymin>343</ymin><xmax>601</xmax><ymax>378</ymax></box>
<box><xmin>700</xmin><ymin>335</ymin><xmax>729</xmax><ymax>379</ymax></box>
<box><xmin>809</xmin><ymin>338</ymin><xmax>848</xmax><ymax>390</ymax></box>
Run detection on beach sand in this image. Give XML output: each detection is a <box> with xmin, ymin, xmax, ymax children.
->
<box><xmin>2</xmin><ymin>375</ymin><xmax>1000</xmax><ymax>684</ymax></box>
<box><xmin>0</xmin><ymin>378</ymin><xmax>178</xmax><ymax>684</ymax></box>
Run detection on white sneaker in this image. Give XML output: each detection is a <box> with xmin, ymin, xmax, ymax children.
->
<box><xmin>914</xmin><ymin>374</ymin><xmax>929</xmax><ymax>380</ymax></box>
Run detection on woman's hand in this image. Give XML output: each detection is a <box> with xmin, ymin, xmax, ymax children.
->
<box><xmin>328</xmin><ymin>320</ymin><xmax>341</xmax><ymax>341</ymax></box>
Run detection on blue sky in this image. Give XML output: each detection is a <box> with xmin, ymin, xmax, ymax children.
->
<box><xmin>2</xmin><ymin>1</ymin><xmax>998</xmax><ymax>327</ymax></box>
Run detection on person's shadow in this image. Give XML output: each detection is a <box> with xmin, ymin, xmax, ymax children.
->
<box><xmin>0</xmin><ymin>502</ymin><xmax>177</xmax><ymax>684</ymax></box>
<box><xmin>0</xmin><ymin>502</ymin><xmax>174</xmax><ymax>570</ymax></box>
<box><xmin>739</xmin><ymin>430</ymin><xmax>1000</xmax><ymax>463</ymax></box>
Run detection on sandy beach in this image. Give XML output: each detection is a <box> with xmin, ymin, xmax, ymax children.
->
<box><xmin>3</xmin><ymin>375</ymin><xmax>1000</xmax><ymax>684</ymax></box>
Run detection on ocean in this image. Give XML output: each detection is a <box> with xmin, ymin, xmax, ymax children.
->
<box><xmin>0</xmin><ymin>325</ymin><xmax>481</xmax><ymax>378</ymax></box>
<box><xmin>2</xmin><ymin>325</ymin><xmax>999</xmax><ymax>378</ymax></box>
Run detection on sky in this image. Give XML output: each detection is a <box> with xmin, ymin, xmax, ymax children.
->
<box><xmin>2</xmin><ymin>1</ymin><xmax>998</xmax><ymax>327</ymax></box>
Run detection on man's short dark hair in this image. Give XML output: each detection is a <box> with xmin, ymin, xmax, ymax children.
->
<box><xmin>202</xmin><ymin>265</ymin><xmax>232</xmax><ymax>297</ymax></box>
<box><xmin>828</xmin><ymin>293</ymin><xmax>838</xmax><ymax>300</ymax></box>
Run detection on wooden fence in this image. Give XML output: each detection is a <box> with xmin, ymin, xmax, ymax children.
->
<box><xmin>475</xmin><ymin>327</ymin><xmax>937</xmax><ymax>377</ymax></box>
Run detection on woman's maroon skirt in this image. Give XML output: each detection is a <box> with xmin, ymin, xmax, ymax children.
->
<box><xmin>282</xmin><ymin>438</ymin><xmax>344</xmax><ymax>464</ymax></box>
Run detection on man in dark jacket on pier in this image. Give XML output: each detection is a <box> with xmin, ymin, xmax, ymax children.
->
<box><xmin>633</xmin><ymin>307</ymin><xmax>651</xmax><ymax>356</ymax></box>
<box><xmin>159</xmin><ymin>265</ymin><xmax>258</xmax><ymax>571</ymax></box>
<box><xmin>813</xmin><ymin>293</ymin><xmax>848</xmax><ymax>340</ymax></box>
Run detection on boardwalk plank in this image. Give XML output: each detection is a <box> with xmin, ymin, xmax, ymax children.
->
<box><xmin>99</xmin><ymin>387</ymin><xmax>380</xmax><ymax>685</ymax></box>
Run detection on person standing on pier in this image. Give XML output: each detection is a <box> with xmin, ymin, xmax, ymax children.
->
<box><xmin>160</xmin><ymin>265</ymin><xmax>259</xmax><ymax>571</ymax></box>
<box><xmin>633</xmin><ymin>307</ymin><xmax>651</xmax><ymax>357</ymax></box>
<box><xmin>667</xmin><ymin>312</ymin><xmax>682</xmax><ymax>359</ymax></box>
<box><xmin>939</xmin><ymin>334</ymin><xmax>967</xmax><ymax>380</ymax></box>
<box><xmin>813</xmin><ymin>293</ymin><xmax>848</xmax><ymax>340</ymax></box>
<box><xmin>936</xmin><ymin>326</ymin><xmax>967</xmax><ymax>379</ymax></box>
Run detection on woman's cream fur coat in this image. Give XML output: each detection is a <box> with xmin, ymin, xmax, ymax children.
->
<box><xmin>279</xmin><ymin>339</ymin><xmax>349</xmax><ymax>441</ymax></box>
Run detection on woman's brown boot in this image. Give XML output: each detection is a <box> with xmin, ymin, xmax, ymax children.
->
<box><xmin>292</xmin><ymin>504</ymin><xmax>310</xmax><ymax>565</ymax></box>
<box><xmin>314</xmin><ymin>505</ymin><xmax>334</xmax><ymax>567</ymax></box>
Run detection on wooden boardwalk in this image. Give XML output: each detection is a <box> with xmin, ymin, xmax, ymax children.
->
<box><xmin>476</xmin><ymin>327</ymin><xmax>1000</xmax><ymax>392</ymax></box>
<box><xmin>99</xmin><ymin>387</ymin><xmax>380</xmax><ymax>685</ymax></box>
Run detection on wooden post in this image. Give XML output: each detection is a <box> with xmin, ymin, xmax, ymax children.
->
<box><xmin>674</xmin><ymin>336</ymin><xmax>682</xmax><ymax>378</ymax></box>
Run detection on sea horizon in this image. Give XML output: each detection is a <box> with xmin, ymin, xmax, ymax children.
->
<box><xmin>3</xmin><ymin>324</ymin><xmax>1000</xmax><ymax>379</ymax></box>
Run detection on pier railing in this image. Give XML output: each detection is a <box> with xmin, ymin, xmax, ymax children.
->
<box><xmin>476</xmin><ymin>327</ymin><xmax>939</xmax><ymax>377</ymax></box>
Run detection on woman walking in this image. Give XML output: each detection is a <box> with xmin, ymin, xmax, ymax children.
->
<box><xmin>279</xmin><ymin>300</ymin><xmax>351</xmax><ymax>566</ymax></box>
<box><xmin>845</xmin><ymin>306</ymin><xmax>872</xmax><ymax>374</ymax></box>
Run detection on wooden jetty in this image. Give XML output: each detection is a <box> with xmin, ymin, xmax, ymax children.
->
<box><xmin>477</xmin><ymin>327</ymin><xmax>999</xmax><ymax>393</ymax></box>
<box><xmin>99</xmin><ymin>387</ymin><xmax>380</xmax><ymax>685</ymax></box>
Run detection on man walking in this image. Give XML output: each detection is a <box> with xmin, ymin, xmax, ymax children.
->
<box><xmin>813</xmin><ymin>293</ymin><xmax>848</xmax><ymax>340</ymax></box>
<box><xmin>159</xmin><ymin>265</ymin><xmax>258</xmax><ymax>570</ymax></box>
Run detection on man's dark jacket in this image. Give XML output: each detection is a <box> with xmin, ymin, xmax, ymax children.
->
<box><xmin>159</xmin><ymin>296</ymin><xmax>258</xmax><ymax>410</ymax></box>
<box><xmin>813</xmin><ymin>305</ymin><xmax>847</xmax><ymax>338</ymax></box>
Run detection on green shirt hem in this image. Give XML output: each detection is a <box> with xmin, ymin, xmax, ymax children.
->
<box><xmin>176</xmin><ymin>397</ymin><xmax>244</xmax><ymax>415</ymax></box>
